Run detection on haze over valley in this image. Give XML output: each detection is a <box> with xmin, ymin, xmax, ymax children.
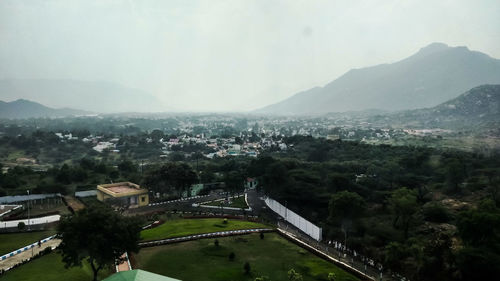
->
<box><xmin>1</xmin><ymin>1</ymin><xmax>500</xmax><ymax>281</ymax></box>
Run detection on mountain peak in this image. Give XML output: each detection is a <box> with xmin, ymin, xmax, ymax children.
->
<box><xmin>0</xmin><ymin>99</ymin><xmax>91</xmax><ymax>119</ymax></box>
<box><xmin>416</xmin><ymin>42</ymin><xmax>450</xmax><ymax>56</ymax></box>
<box><xmin>256</xmin><ymin>43</ymin><xmax>500</xmax><ymax>115</ymax></box>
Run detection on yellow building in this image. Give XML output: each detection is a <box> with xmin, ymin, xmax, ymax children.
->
<box><xmin>96</xmin><ymin>182</ymin><xmax>149</xmax><ymax>208</ymax></box>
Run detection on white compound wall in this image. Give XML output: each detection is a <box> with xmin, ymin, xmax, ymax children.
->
<box><xmin>265</xmin><ymin>197</ymin><xmax>322</xmax><ymax>241</ymax></box>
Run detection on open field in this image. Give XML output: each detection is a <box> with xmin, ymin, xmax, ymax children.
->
<box><xmin>133</xmin><ymin>232</ymin><xmax>360</xmax><ymax>281</ymax></box>
<box><xmin>0</xmin><ymin>231</ymin><xmax>56</xmax><ymax>256</ymax></box>
<box><xmin>140</xmin><ymin>218</ymin><xmax>268</xmax><ymax>241</ymax></box>
<box><xmin>0</xmin><ymin>252</ymin><xmax>112</xmax><ymax>281</ymax></box>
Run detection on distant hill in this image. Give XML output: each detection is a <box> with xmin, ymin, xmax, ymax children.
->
<box><xmin>370</xmin><ymin>85</ymin><xmax>500</xmax><ymax>129</ymax></box>
<box><xmin>0</xmin><ymin>99</ymin><xmax>91</xmax><ymax>119</ymax></box>
<box><xmin>0</xmin><ymin>79</ymin><xmax>170</xmax><ymax>113</ymax></box>
<box><xmin>256</xmin><ymin>43</ymin><xmax>500</xmax><ymax>115</ymax></box>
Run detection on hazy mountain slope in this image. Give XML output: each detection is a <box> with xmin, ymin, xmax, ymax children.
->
<box><xmin>0</xmin><ymin>79</ymin><xmax>169</xmax><ymax>113</ymax></box>
<box><xmin>256</xmin><ymin>43</ymin><xmax>500</xmax><ymax>115</ymax></box>
<box><xmin>0</xmin><ymin>99</ymin><xmax>91</xmax><ymax>119</ymax></box>
<box><xmin>370</xmin><ymin>85</ymin><xmax>500</xmax><ymax>129</ymax></box>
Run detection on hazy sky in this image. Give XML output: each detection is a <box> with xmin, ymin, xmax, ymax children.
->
<box><xmin>1</xmin><ymin>0</ymin><xmax>499</xmax><ymax>112</ymax></box>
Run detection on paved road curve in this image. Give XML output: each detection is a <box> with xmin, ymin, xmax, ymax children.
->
<box><xmin>139</xmin><ymin>228</ymin><xmax>274</xmax><ymax>247</ymax></box>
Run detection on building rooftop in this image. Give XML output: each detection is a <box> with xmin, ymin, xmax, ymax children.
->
<box><xmin>97</xmin><ymin>182</ymin><xmax>147</xmax><ymax>197</ymax></box>
<box><xmin>106</xmin><ymin>185</ymin><xmax>141</xmax><ymax>194</ymax></box>
<box><xmin>104</xmin><ymin>269</ymin><xmax>181</xmax><ymax>281</ymax></box>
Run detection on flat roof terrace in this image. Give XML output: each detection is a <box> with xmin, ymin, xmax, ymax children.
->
<box><xmin>97</xmin><ymin>182</ymin><xmax>148</xmax><ymax>198</ymax></box>
<box><xmin>106</xmin><ymin>185</ymin><xmax>140</xmax><ymax>194</ymax></box>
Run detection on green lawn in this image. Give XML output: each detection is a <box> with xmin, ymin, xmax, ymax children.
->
<box><xmin>133</xmin><ymin>233</ymin><xmax>359</xmax><ymax>281</ymax></box>
<box><xmin>0</xmin><ymin>252</ymin><xmax>112</xmax><ymax>281</ymax></box>
<box><xmin>0</xmin><ymin>231</ymin><xmax>56</xmax><ymax>256</ymax></box>
<box><xmin>227</xmin><ymin>196</ymin><xmax>248</xmax><ymax>209</ymax></box>
<box><xmin>140</xmin><ymin>218</ymin><xmax>269</xmax><ymax>241</ymax></box>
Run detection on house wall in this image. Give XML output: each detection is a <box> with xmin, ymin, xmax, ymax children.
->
<box><xmin>138</xmin><ymin>194</ymin><xmax>149</xmax><ymax>206</ymax></box>
<box><xmin>97</xmin><ymin>190</ymin><xmax>149</xmax><ymax>207</ymax></box>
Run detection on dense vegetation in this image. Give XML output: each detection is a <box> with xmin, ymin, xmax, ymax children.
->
<box><xmin>1</xmin><ymin>116</ymin><xmax>499</xmax><ymax>281</ymax></box>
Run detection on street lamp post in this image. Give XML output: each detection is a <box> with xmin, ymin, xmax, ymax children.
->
<box><xmin>27</xmin><ymin>189</ymin><xmax>30</xmax><ymax>231</ymax></box>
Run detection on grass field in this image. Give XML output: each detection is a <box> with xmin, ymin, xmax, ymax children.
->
<box><xmin>0</xmin><ymin>252</ymin><xmax>112</xmax><ymax>281</ymax></box>
<box><xmin>227</xmin><ymin>196</ymin><xmax>248</xmax><ymax>209</ymax></box>
<box><xmin>0</xmin><ymin>231</ymin><xmax>56</xmax><ymax>256</ymax></box>
<box><xmin>140</xmin><ymin>218</ymin><xmax>268</xmax><ymax>241</ymax></box>
<box><xmin>133</xmin><ymin>233</ymin><xmax>359</xmax><ymax>281</ymax></box>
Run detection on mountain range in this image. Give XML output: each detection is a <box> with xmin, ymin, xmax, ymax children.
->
<box><xmin>0</xmin><ymin>79</ymin><xmax>170</xmax><ymax>113</ymax></box>
<box><xmin>0</xmin><ymin>99</ymin><xmax>91</xmax><ymax>119</ymax></box>
<box><xmin>376</xmin><ymin>84</ymin><xmax>500</xmax><ymax>129</ymax></box>
<box><xmin>256</xmin><ymin>43</ymin><xmax>500</xmax><ymax>115</ymax></box>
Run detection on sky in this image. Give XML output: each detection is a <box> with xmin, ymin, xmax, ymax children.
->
<box><xmin>1</xmin><ymin>0</ymin><xmax>499</xmax><ymax>112</ymax></box>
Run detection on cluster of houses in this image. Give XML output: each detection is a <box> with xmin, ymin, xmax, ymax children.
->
<box><xmin>48</xmin><ymin>115</ymin><xmax>456</xmax><ymax>158</ymax></box>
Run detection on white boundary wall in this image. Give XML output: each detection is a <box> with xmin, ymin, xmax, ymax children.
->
<box><xmin>264</xmin><ymin>197</ymin><xmax>322</xmax><ymax>241</ymax></box>
<box><xmin>0</xmin><ymin>235</ymin><xmax>57</xmax><ymax>261</ymax></box>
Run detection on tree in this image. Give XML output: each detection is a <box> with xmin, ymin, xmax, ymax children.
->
<box><xmin>224</xmin><ymin>170</ymin><xmax>245</xmax><ymax>195</ymax></box>
<box><xmin>388</xmin><ymin>187</ymin><xmax>418</xmax><ymax>238</ymax></box>
<box><xmin>457</xmin><ymin>199</ymin><xmax>500</xmax><ymax>249</ymax></box>
<box><xmin>57</xmin><ymin>205</ymin><xmax>142</xmax><ymax>281</ymax></box>
<box><xmin>446</xmin><ymin>159</ymin><xmax>465</xmax><ymax>192</ymax></box>
<box><xmin>118</xmin><ymin>160</ymin><xmax>137</xmax><ymax>174</ymax></box>
<box><xmin>328</xmin><ymin>191</ymin><xmax>365</xmax><ymax>245</ymax></box>
<box><xmin>328</xmin><ymin>191</ymin><xmax>365</xmax><ymax>222</ymax></box>
<box><xmin>144</xmin><ymin>163</ymin><xmax>197</xmax><ymax>197</ymax></box>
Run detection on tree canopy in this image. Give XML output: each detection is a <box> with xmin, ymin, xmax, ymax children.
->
<box><xmin>57</xmin><ymin>205</ymin><xmax>142</xmax><ymax>281</ymax></box>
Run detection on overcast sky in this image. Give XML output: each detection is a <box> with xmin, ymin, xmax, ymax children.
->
<box><xmin>1</xmin><ymin>0</ymin><xmax>499</xmax><ymax>112</ymax></box>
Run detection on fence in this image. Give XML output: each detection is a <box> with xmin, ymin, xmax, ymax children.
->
<box><xmin>264</xmin><ymin>197</ymin><xmax>322</xmax><ymax>241</ymax></box>
<box><xmin>0</xmin><ymin>193</ymin><xmax>62</xmax><ymax>204</ymax></box>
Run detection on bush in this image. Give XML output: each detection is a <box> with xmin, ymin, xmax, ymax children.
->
<box><xmin>244</xmin><ymin>262</ymin><xmax>251</xmax><ymax>275</ymax></box>
<box><xmin>17</xmin><ymin>221</ymin><xmax>26</xmax><ymax>230</ymax></box>
<box><xmin>423</xmin><ymin>202</ymin><xmax>451</xmax><ymax>223</ymax></box>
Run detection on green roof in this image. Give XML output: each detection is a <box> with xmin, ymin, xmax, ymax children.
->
<box><xmin>103</xmin><ymin>270</ymin><xmax>181</xmax><ymax>281</ymax></box>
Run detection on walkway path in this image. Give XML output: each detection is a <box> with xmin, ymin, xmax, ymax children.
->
<box><xmin>278</xmin><ymin>228</ymin><xmax>376</xmax><ymax>281</ymax></box>
<box><xmin>116</xmin><ymin>252</ymin><xmax>132</xmax><ymax>272</ymax></box>
<box><xmin>0</xmin><ymin>239</ymin><xmax>61</xmax><ymax>271</ymax></box>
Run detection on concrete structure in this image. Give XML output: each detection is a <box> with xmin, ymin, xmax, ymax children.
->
<box><xmin>245</xmin><ymin>178</ymin><xmax>258</xmax><ymax>189</ymax></box>
<box><xmin>97</xmin><ymin>182</ymin><xmax>149</xmax><ymax>208</ymax></box>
